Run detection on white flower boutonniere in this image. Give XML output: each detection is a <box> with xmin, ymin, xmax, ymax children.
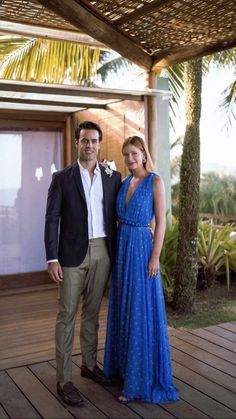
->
<box><xmin>104</xmin><ymin>166</ymin><xmax>113</xmax><ymax>177</ymax></box>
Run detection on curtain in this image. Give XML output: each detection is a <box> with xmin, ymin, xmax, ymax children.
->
<box><xmin>0</xmin><ymin>130</ymin><xmax>62</xmax><ymax>274</ymax></box>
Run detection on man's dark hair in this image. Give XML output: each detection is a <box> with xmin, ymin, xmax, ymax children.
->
<box><xmin>75</xmin><ymin>121</ymin><xmax>103</xmax><ymax>142</ymax></box>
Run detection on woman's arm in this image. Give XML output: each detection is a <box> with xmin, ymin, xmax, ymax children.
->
<box><xmin>148</xmin><ymin>176</ymin><xmax>166</xmax><ymax>277</ymax></box>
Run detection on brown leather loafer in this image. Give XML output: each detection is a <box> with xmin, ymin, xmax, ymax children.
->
<box><xmin>81</xmin><ymin>365</ymin><xmax>114</xmax><ymax>386</ymax></box>
<box><xmin>57</xmin><ymin>381</ymin><xmax>84</xmax><ymax>406</ymax></box>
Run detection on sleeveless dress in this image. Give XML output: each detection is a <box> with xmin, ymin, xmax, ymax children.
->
<box><xmin>103</xmin><ymin>173</ymin><xmax>179</xmax><ymax>403</ymax></box>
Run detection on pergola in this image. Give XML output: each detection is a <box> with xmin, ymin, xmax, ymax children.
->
<box><xmin>1</xmin><ymin>0</ymin><xmax>236</xmax><ymax>69</ymax></box>
<box><xmin>0</xmin><ymin>0</ymin><xmax>235</xmax><ymax>164</ymax></box>
<box><xmin>1</xmin><ymin>0</ymin><xmax>236</xmax><ymax>140</ymax></box>
<box><xmin>1</xmin><ymin>0</ymin><xmax>236</xmax><ymax>143</ymax></box>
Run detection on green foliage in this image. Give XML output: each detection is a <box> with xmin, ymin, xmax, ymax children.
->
<box><xmin>199</xmin><ymin>172</ymin><xmax>236</xmax><ymax>215</ymax></box>
<box><xmin>197</xmin><ymin>221</ymin><xmax>236</xmax><ymax>289</ymax></box>
<box><xmin>172</xmin><ymin>171</ymin><xmax>236</xmax><ymax>218</ymax></box>
<box><xmin>160</xmin><ymin>218</ymin><xmax>236</xmax><ymax>296</ymax></box>
<box><xmin>0</xmin><ymin>34</ymin><xmax>101</xmax><ymax>85</ymax></box>
<box><xmin>160</xmin><ymin>218</ymin><xmax>179</xmax><ymax>296</ymax></box>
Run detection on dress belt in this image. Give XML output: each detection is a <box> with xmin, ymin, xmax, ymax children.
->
<box><xmin>119</xmin><ymin>219</ymin><xmax>148</xmax><ymax>227</ymax></box>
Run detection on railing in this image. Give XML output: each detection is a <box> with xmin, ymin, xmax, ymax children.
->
<box><xmin>199</xmin><ymin>213</ymin><xmax>236</xmax><ymax>227</ymax></box>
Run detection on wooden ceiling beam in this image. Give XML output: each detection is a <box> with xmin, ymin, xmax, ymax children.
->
<box><xmin>0</xmin><ymin>80</ymin><xmax>146</xmax><ymax>101</ymax></box>
<box><xmin>36</xmin><ymin>0</ymin><xmax>152</xmax><ymax>70</ymax></box>
<box><xmin>0</xmin><ymin>97</ymin><xmax>107</xmax><ymax>109</ymax></box>
<box><xmin>0</xmin><ymin>20</ymin><xmax>108</xmax><ymax>49</ymax></box>
<box><xmin>152</xmin><ymin>39</ymin><xmax>236</xmax><ymax>69</ymax></box>
<box><xmin>115</xmin><ymin>0</ymin><xmax>174</xmax><ymax>26</ymax></box>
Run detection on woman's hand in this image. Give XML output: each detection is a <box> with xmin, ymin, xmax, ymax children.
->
<box><xmin>148</xmin><ymin>252</ymin><xmax>159</xmax><ymax>278</ymax></box>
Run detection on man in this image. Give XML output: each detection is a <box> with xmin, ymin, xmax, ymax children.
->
<box><xmin>45</xmin><ymin>121</ymin><xmax>121</xmax><ymax>406</ymax></box>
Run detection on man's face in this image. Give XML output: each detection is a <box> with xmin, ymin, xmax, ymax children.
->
<box><xmin>76</xmin><ymin>129</ymin><xmax>100</xmax><ymax>163</ymax></box>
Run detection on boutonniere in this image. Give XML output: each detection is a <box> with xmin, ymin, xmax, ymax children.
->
<box><xmin>100</xmin><ymin>160</ymin><xmax>114</xmax><ymax>177</ymax></box>
<box><xmin>104</xmin><ymin>166</ymin><xmax>113</xmax><ymax>177</ymax></box>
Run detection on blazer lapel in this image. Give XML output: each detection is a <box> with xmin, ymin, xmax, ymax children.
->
<box><xmin>72</xmin><ymin>162</ymin><xmax>87</xmax><ymax>204</ymax></box>
<box><xmin>100</xmin><ymin>164</ymin><xmax>109</xmax><ymax>219</ymax></box>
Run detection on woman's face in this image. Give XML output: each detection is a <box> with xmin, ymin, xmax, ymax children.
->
<box><xmin>123</xmin><ymin>144</ymin><xmax>144</xmax><ymax>171</ymax></box>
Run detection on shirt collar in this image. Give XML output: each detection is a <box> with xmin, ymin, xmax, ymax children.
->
<box><xmin>78</xmin><ymin>160</ymin><xmax>100</xmax><ymax>173</ymax></box>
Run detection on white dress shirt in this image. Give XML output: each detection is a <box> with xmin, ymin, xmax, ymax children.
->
<box><xmin>78</xmin><ymin>161</ymin><xmax>106</xmax><ymax>239</ymax></box>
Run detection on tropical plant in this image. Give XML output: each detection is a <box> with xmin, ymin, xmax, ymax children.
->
<box><xmin>197</xmin><ymin>221</ymin><xmax>236</xmax><ymax>290</ymax></box>
<box><xmin>0</xmin><ymin>35</ymin><xmax>102</xmax><ymax>85</ymax></box>
<box><xmin>159</xmin><ymin>217</ymin><xmax>178</xmax><ymax>298</ymax></box>
<box><xmin>199</xmin><ymin>172</ymin><xmax>236</xmax><ymax>216</ymax></box>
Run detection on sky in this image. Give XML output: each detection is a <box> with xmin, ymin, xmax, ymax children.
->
<box><xmin>170</xmin><ymin>65</ymin><xmax>236</xmax><ymax>175</ymax></box>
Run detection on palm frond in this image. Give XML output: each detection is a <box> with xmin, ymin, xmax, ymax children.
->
<box><xmin>0</xmin><ymin>35</ymin><xmax>100</xmax><ymax>85</ymax></box>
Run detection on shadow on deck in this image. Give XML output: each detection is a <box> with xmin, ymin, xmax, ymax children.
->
<box><xmin>0</xmin><ymin>287</ymin><xmax>236</xmax><ymax>418</ymax></box>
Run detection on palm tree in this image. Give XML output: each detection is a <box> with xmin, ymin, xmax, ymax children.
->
<box><xmin>173</xmin><ymin>58</ymin><xmax>202</xmax><ymax>313</ymax></box>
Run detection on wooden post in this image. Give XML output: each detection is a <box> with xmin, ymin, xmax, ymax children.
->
<box><xmin>147</xmin><ymin>71</ymin><xmax>158</xmax><ymax>168</ymax></box>
<box><xmin>147</xmin><ymin>72</ymin><xmax>172</xmax><ymax>224</ymax></box>
<box><xmin>64</xmin><ymin>115</ymin><xmax>72</xmax><ymax>166</ymax></box>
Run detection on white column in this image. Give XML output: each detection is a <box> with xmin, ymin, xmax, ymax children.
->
<box><xmin>147</xmin><ymin>72</ymin><xmax>172</xmax><ymax>224</ymax></box>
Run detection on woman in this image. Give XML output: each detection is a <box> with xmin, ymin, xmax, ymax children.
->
<box><xmin>103</xmin><ymin>136</ymin><xmax>179</xmax><ymax>404</ymax></box>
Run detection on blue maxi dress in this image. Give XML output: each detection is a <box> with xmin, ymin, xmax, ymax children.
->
<box><xmin>103</xmin><ymin>173</ymin><xmax>179</xmax><ymax>403</ymax></box>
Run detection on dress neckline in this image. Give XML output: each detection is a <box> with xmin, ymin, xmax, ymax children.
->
<box><xmin>125</xmin><ymin>173</ymin><xmax>151</xmax><ymax>208</ymax></box>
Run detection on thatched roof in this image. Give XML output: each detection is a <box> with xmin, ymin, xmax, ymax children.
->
<box><xmin>1</xmin><ymin>0</ymin><xmax>236</xmax><ymax>70</ymax></box>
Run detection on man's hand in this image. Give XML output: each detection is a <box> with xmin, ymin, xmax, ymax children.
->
<box><xmin>48</xmin><ymin>261</ymin><xmax>63</xmax><ymax>283</ymax></box>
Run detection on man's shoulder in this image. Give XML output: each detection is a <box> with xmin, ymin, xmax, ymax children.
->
<box><xmin>53</xmin><ymin>163</ymin><xmax>76</xmax><ymax>179</ymax></box>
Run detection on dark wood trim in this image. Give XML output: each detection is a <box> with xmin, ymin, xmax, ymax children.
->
<box><xmin>0</xmin><ymin>114</ymin><xmax>68</xmax><ymax>124</ymax></box>
<box><xmin>36</xmin><ymin>0</ymin><xmax>152</xmax><ymax>70</ymax></box>
<box><xmin>0</xmin><ymin>271</ymin><xmax>51</xmax><ymax>290</ymax></box>
<box><xmin>64</xmin><ymin>115</ymin><xmax>72</xmax><ymax>166</ymax></box>
<box><xmin>0</xmin><ymin>81</ymin><xmax>146</xmax><ymax>101</ymax></box>
<box><xmin>0</xmin><ymin>97</ymin><xmax>105</xmax><ymax>109</ymax></box>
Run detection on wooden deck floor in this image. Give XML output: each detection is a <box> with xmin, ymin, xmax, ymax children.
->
<box><xmin>0</xmin><ymin>287</ymin><xmax>236</xmax><ymax>418</ymax></box>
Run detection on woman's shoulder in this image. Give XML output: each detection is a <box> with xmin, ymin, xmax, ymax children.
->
<box><xmin>149</xmin><ymin>172</ymin><xmax>162</xmax><ymax>180</ymax></box>
<box><xmin>150</xmin><ymin>172</ymin><xmax>164</xmax><ymax>188</ymax></box>
<box><xmin>122</xmin><ymin>174</ymin><xmax>132</xmax><ymax>183</ymax></box>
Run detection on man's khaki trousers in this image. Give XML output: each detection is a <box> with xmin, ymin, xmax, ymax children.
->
<box><xmin>55</xmin><ymin>238</ymin><xmax>111</xmax><ymax>384</ymax></box>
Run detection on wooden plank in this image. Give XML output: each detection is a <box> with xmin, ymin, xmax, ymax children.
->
<box><xmin>171</xmin><ymin>347</ymin><xmax>236</xmax><ymax>394</ymax></box>
<box><xmin>0</xmin><ymin>290</ymin><xmax>107</xmax><ymax>371</ymax></box>
<box><xmin>95</xmin><ymin>350</ymin><xmax>208</xmax><ymax>419</ymax></box>
<box><xmin>0</xmin><ymin>404</ymin><xmax>9</xmax><ymax>418</ymax></box>
<box><xmin>30</xmin><ymin>362</ymin><xmax>106</xmax><ymax>419</ymax></box>
<box><xmin>189</xmin><ymin>329</ymin><xmax>236</xmax><ymax>352</ymax></box>
<box><xmin>7</xmin><ymin>367</ymin><xmax>73</xmax><ymax>418</ymax></box>
<box><xmin>0</xmin><ymin>352</ymin><xmax>55</xmax><ymax>371</ymax></box>
<box><xmin>0</xmin><ymin>371</ymin><xmax>40</xmax><ymax>418</ymax></box>
<box><xmin>219</xmin><ymin>322</ymin><xmax>236</xmax><ymax>333</ymax></box>
<box><xmin>174</xmin><ymin>377</ymin><xmax>235</xmax><ymax>419</ymax></box>
<box><xmin>205</xmin><ymin>325</ymin><xmax>236</xmax><ymax>343</ymax></box>
<box><xmin>50</xmin><ymin>358</ymin><xmax>140</xmax><ymax>418</ymax></box>
<box><xmin>0</xmin><ymin>20</ymin><xmax>106</xmax><ymax>48</ymax></box>
<box><xmin>170</xmin><ymin>328</ymin><xmax>236</xmax><ymax>364</ymax></box>
<box><xmin>173</xmin><ymin>361</ymin><xmax>236</xmax><ymax>414</ymax></box>
<box><xmin>170</xmin><ymin>335</ymin><xmax>236</xmax><ymax>378</ymax></box>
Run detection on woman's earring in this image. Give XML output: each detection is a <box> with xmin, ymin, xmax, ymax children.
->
<box><xmin>142</xmin><ymin>156</ymin><xmax>147</xmax><ymax>163</ymax></box>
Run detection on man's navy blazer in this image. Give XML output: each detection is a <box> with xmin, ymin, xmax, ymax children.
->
<box><xmin>44</xmin><ymin>162</ymin><xmax>122</xmax><ymax>267</ymax></box>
